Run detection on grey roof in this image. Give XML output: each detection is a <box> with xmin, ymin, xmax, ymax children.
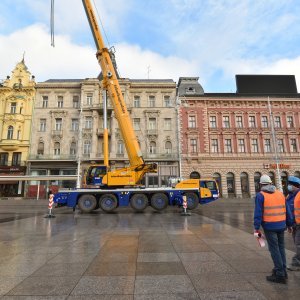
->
<box><xmin>43</xmin><ymin>79</ymin><xmax>83</xmax><ymax>83</ymax></box>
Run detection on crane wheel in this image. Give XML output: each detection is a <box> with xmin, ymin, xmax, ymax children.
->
<box><xmin>150</xmin><ymin>193</ymin><xmax>168</xmax><ymax>211</ymax></box>
<box><xmin>78</xmin><ymin>194</ymin><xmax>97</xmax><ymax>213</ymax></box>
<box><xmin>130</xmin><ymin>193</ymin><xmax>148</xmax><ymax>212</ymax></box>
<box><xmin>185</xmin><ymin>192</ymin><xmax>198</xmax><ymax>210</ymax></box>
<box><xmin>99</xmin><ymin>194</ymin><xmax>118</xmax><ymax>212</ymax></box>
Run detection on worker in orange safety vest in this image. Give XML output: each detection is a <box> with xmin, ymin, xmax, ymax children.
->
<box><xmin>286</xmin><ymin>176</ymin><xmax>300</xmax><ymax>271</ymax></box>
<box><xmin>254</xmin><ymin>174</ymin><xmax>293</xmax><ymax>284</ymax></box>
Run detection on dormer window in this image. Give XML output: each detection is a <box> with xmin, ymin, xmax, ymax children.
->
<box><xmin>186</xmin><ymin>87</ymin><xmax>195</xmax><ymax>94</ymax></box>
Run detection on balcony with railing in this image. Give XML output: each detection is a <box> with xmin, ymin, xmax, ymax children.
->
<box><xmin>51</xmin><ymin>130</ymin><xmax>63</xmax><ymax>138</ymax></box>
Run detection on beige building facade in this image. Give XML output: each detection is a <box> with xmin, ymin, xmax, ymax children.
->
<box><xmin>0</xmin><ymin>60</ymin><xmax>35</xmax><ymax>197</ymax></box>
<box><xmin>28</xmin><ymin>77</ymin><xmax>179</xmax><ymax>197</ymax></box>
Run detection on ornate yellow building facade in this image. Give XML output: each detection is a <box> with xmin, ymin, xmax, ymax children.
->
<box><xmin>0</xmin><ymin>59</ymin><xmax>35</xmax><ymax>196</ymax></box>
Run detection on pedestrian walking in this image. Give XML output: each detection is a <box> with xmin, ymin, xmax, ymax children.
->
<box><xmin>286</xmin><ymin>176</ymin><xmax>300</xmax><ymax>271</ymax></box>
<box><xmin>254</xmin><ymin>174</ymin><xmax>293</xmax><ymax>284</ymax></box>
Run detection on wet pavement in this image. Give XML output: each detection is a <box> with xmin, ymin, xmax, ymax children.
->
<box><xmin>0</xmin><ymin>197</ymin><xmax>299</xmax><ymax>299</ymax></box>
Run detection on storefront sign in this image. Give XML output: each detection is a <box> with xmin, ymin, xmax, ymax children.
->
<box><xmin>263</xmin><ymin>164</ymin><xmax>290</xmax><ymax>169</ymax></box>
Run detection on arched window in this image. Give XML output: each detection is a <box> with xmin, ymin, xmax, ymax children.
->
<box><xmin>165</xmin><ymin>141</ymin><xmax>172</xmax><ymax>154</ymax></box>
<box><xmin>226</xmin><ymin>172</ymin><xmax>235</xmax><ymax>195</ymax></box>
<box><xmin>37</xmin><ymin>141</ymin><xmax>44</xmax><ymax>155</ymax></box>
<box><xmin>149</xmin><ymin>141</ymin><xmax>156</xmax><ymax>154</ymax></box>
<box><xmin>7</xmin><ymin>126</ymin><xmax>13</xmax><ymax>139</ymax></box>
<box><xmin>190</xmin><ymin>171</ymin><xmax>200</xmax><ymax>179</ymax></box>
<box><xmin>70</xmin><ymin>142</ymin><xmax>76</xmax><ymax>155</ymax></box>
<box><xmin>254</xmin><ymin>172</ymin><xmax>261</xmax><ymax>193</ymax></box>
<box><xmin>54</xmin><ymin>142</ymin><xmax>60</xmax><ymax>156</ymax></box>
<box><xmin>294</xmin><ymin>171</ymin><xmax>300</xmax><ymax>178</ymax></box>
<box><xmin>213</xmin><ymin>173</ymin><xmax>222</xmax><ymax>196</ymax></box>
<box><xmin>240</xmin><ymin>172</ymin><xmax>249</xmax><ymax>195</ymax></box>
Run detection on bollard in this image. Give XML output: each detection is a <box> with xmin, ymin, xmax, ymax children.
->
<box><xmin>181</xmin><ymin>195</ymin><xmax>191</xmax><ymax>216</ymax></box>
<box><xmin>44</xmin><ymin>193</ymin><xmax>56</xmax><ymax>218</ymax></box>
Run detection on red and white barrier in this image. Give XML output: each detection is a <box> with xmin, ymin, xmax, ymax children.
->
<box><xmin>45</xmin><ymin>193</ymin><xmax>56</xmax><ymax>218</ymax></box>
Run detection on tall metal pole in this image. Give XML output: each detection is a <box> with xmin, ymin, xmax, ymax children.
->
<box><xmin>268</xmin><ymin>96</ymin><xmax>283</xmax><ymax>192</ymax></box>
<box><xmin>176</xmin><ymin>92</ymin><xmax>182</xmax><ymax>178</ymax></box>
<box><xmin>76</xmin><ymin>95</ymin><xmax>83</xmax><ymax>188</ymax></box>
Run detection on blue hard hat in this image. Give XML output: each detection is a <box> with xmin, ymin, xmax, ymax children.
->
<box><xmin>288</xmin><ymin>176</ymin><xmax>300</xmax><ymax>186</ymax></box>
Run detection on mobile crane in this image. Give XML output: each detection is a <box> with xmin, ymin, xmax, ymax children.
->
<box><xmin>53</xmin><ymin>0</ymin><xmax>219</xmax><ymax>213</ymax></box>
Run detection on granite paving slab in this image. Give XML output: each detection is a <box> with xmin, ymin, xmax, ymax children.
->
<box><xmin>198</xmin><ymin>290</ymin><xmax>268</xmax><ymax>300</ymax></box>
<box><xmin>178</xmin><ymin>251</ymin><xmax>222</xmax><ymax>262</ymax></box>
<box><xmin>136</xmin><ymin>262</ymin><xmax>186</xmax><ymax>275</ymax></box>
<box><xmin>71</xmin><ymin>276</ymin><xmax>135</xmax><ymax>295</ymax></box>
<box><xmin>134</xmin><ymin>275</ymin><xmax>196</xmax><ymax>294</ymax></box>
<box><xmin>182</xmin><ymin>260</ymin><xmax>236</xmax><ymax>275</ymax></box>
<box><xmin>85</xmin><ymin>262</ymin><xmax>136</xmax><ymax>276</ymax></box>
<box><xmin>137</xmin><ymin>252</ymin><xmax>180</xmax><ymax>262</ymax></box>
<box><xmin>7</xmin><ymin>276</ymin><xmax>81</xmax><ymax>296</ymax></box>
<box><xmin>134</xmin><ymin>293</ymin><xmax>200</xmax><ymax>300</ymax></box>
<box><xmin>0</xmin><ymin>277</ymin><xmax>26</xmax><ymax>296</ymax></box>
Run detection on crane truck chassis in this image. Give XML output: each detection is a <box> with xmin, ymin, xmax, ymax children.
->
<box><xmin>54</xmin><ymin>184</ymin><xmax>219</xmax><ymax>213</ymax></box>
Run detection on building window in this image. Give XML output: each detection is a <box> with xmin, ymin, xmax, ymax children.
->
<box><xmin>85</xmin><ymin>116</ymin><xmax>92</xmax><ymax>129</ymax></box>
<box><xmin>57</xmin><ymin>96</ymin><xmax>63</xmax><ymax>108</ymax></box>
<box><xmin>291</xmin><ymin>138</ymin><xmax>297</xmax><ymax>152</ymax></box>
<box><xmin>0</xmin><ymin>153</ymin><xmax>9</xmax><ymax>166</ymax></box>
<box><xmin>133</xmin><ymin>118</ymin><xmax>141</xmax><ymax>130</ymax></box>
<box><xmin>287</xmin><ymin>116</ymin><xmax>294</xmax><ymax>128</ymax></box>
<box><xmin>17</xmin><ymin>129</ymin><xmax>21</xmax><ymax>140</ymax></box>
<box><xmin>37</xmin><ymin>142</ymin><xmax>44</xmax><ymax>155</ymax></box>
<box><xmin>42</xmin><ymin>96</ymin><xmax>48</xmax><ymax>108</ymax></box>
<box><xmin>274</xmin><ymin>116</ymin><xmax>281</xmax><ymax>128</ymax></box>
<box><xmin>54</xmin><ymin>142</ymin><xmax>61</xmax><ymax>156</ymax></box>
<box><xmin>223</xmin><ymin>116</ymin><xmax>230</xmax><ymax>128</ymax></box>
<box><xmin>39</xmin><ymin>119</ymin><xmax>46</xmax><ymax>132</ymax></box>
<box><xmin>264</xmin><ymin>139</ymin><xmax>271</xmax><ymax>152</ymax></box>
<box><xmin>12</xmin><ymin>152</ymin><xmax>21</xmax><ymax>166</ymax></box>
<box><xmin>164</xmin><ymin>118</ymin><xmax>171</xmax><ymax>130</ymax></box>
<box><xmin>249</xmin><ymin>116</ymin><xmax>256</xmax><ymax>128</ymax></box>
<box><xmin>225</xmin><ymin>139</ymin><xmax>232</xmax><ymax>153</ymax></box>
<box><xmin>188</xmin><ymin>115</ymin><xmax>196</xmax><ymax>128</ymax></box>
<box><xmin>83</xmin><ymin>140</ymin><xmax>91</xmax><ymax>154</ymax></box>
<box><xmin>55</xmin><ymin>118</ymin><xmax>62</xmax><ymax>131</ymax></box>
<box><xmin>71</xmin><ymin>119</ymin><xmax>79</xmax><ymax>131</ymax></box>
<box><xmin>261</xmin><ymin>116</ymin><xmax>268</xmax><ymax>128</ymax></box>
<box><xmin>7</xmin><ymin>126</ymin><xmax>13</xmax><ymax>139</ymax></box>
<box><xmin>236</xmin><ymin>116</ymin><xmax>243</xmax><ymax>128</ymax></box>
<box><xmin>148</xmin><ymin>118</ymin><xmax>156</xmax><ymax>130</ymax></box>
<box><xmin>149</xmin><ymin>96</ymin><xmax>155</xmax><ymax>107</ymax></box>
<box><xmin>211</xmin><ymin>139</ymin><xmax>219</xmax><ymax>153</ymax></box>
<box><xmin>164</xmin><ymin>95</ymin><xmax>171</xmax><ymax>107</ymax></box>
<box><xmin>251</xmin><ymin>139</ymin><xmax>259</xmax><ymax>153</ymax></box>
<box><xmin>238</xmin><ymin>139</ymin><xmax>245</xmax><ymax>153</ymax></box>
<box><xmin>165</xmin><ymin>141</ymin><xmax>172</xmax><ymax>154</ymax></box>
<box><xmin>278</xmin><ymin>139</ymin><xmax>284</xmax><ymax>152</ymax></box>
<box><xmin>209</xmin><ymin>116</ymin><xmax>217</xmax><ymax>128</ymax></box>
<box><xmin>87</xmin><ymin>94</ymin><xmax>93</xmax><ymax>105</ymax></box>
<box><xmin>134</xmin><ymin>96</ymin><xmax>140</xmax><ymax>107</ymax></box>
<box><xmin>117</xmin><ymin>141</ymin><xmax>124</xmax><ymax>155</ymax></box>
<box><xmin>149</xmin><ymin>141</ymin><xmax>156</xmax><ymax>154</ymax></box>
<box><xmin>73</xmin><ymin>95</ymin><xmax>79</xmax><ymax>108</ymax></box>
<box><xmin>10</xmin><ymin>102</ymin><xmax>17</xmax><ymax>114</ymax></box>
<box><xmin>70</xmin><ymin>142</ymin><xmax>77</xmax><ymax>155</ymax></box>
<box><xmin>190</xmin><ymin>139</ymin><xmax>197</xmax><ymax>153</ymax></box>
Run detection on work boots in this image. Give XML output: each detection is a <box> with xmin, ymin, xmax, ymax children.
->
<box><xmin>266</xmin><ymin>273</ymin><xmax>287</xmax><ymax>284</ymax></box>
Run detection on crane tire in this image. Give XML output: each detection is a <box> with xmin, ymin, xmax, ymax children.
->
<box><xmin>150</xmin><ymin>193</ymin><xmax>168</xmax><ymax>211</ymax></box>
<box><xmin>185</xmin><ymin>192</ymin><xmax>198</xmax><ymax>210</ymax></box>
<box><xmin>99</xmin><ymin>194</ymin><xmax>118</xmax><ymax>212</ymax></box>
<box><xmin>78</xmin><ymin>194</ymin><xmax>97</xmax><ymax>213</ymax></box>
<box><xmin>130</xmin><ymin>193</ymin><xmax>148</xmax><ymax>212</ymax></box>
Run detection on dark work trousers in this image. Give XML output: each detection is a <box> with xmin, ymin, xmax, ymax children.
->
<box><xmin>292</xmin><ymin>225</ymin><xmax>300</xmax><ymax>266</ymax></box>
<box><xmin>264</xmin><ymin>229</ymin><xmax>286</xmax><ymax>277</ymax></box>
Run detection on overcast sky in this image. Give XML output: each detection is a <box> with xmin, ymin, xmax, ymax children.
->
<box><xmin>1</xmin><ymin>0</ymin><xmax>300</xmax><ymax>92</ymax></box>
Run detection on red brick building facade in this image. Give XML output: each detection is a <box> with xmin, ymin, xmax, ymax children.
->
<box><xmin>178</xmin><ymin>76</ymin><xmax>300</xmax><ymax>198</ymax></box>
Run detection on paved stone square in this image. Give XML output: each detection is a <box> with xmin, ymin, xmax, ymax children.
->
<box><xmin>0</xmin><ymin>197</ymin><xmax>299</xmax><ymax>299</ymax></box>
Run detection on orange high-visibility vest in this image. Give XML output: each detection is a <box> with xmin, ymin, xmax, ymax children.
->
<box><xmin>294</xmin><ymin>192</ymin><xmax>300</xmax><ymax>224</ymax></box>
<box><xmin>261</xmin><ymin>190</ymin><xmax>286</xmax><ymax>222</ymax></box>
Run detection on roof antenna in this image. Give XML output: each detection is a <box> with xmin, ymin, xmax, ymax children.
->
<box><xmin>22</xmin><ymin>51</ymin><xmax>25</xmax><ymax>62</ymax></box>
<box><xmin>50</xmin><ymin>0</ymin><xmax>55</xmax><ymax>47</ymax></box>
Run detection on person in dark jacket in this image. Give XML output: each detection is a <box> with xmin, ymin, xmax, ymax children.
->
<box><xmin>286</xmin><ymin>176</ymin><xmax>300</xmax><ymax>271</ymax></box>
<box><xmin>254</xmin><ymin>174</ymin><xmax>293</xmax><ymax>284</ymax></box>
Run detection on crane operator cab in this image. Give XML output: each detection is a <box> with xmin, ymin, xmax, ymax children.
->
<box><xmin>84</xmin><ymin>165</ymin><xmax>107</xmax><ymax>186</ymax></box>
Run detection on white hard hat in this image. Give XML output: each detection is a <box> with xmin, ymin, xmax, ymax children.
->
<box><xmin>260</xmin><ymin>174</ymin><xmax>272</xmax><ymax>184</ymax></box>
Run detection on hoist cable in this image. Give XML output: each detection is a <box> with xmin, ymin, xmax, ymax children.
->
<box><xmin>50</xmin><ymin>0</ymin><xmax>55</xmax><ymax>47</ymax></box>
